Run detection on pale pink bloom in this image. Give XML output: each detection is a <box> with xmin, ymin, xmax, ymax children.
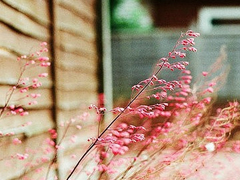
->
<box><xmin>32</xmin><ymin>78</ymin><xmax>38</xmax><ymax>83</ymax></box>
<box><xmin>202</xmin><ymin>71</ymin><xmax>208</xmax><ymax>76</ymax></box>
<box><xmin>182</xmin><ymin>69</ymin><xmax>191</xmax><ymax>74</ymax></box>
<box><xmin>20</xmin><ymin>112</ymin><xmax>29</xmax><ymax>116</ymax></box>
<box><xmin>71</xmin><ymin>154</ymin><xmax>77</xmax><ymax>159</ymax></box>
<box><xmin>188</xmin><ymin>47</ymin><xmax>197</xmax><ymax>52</ymax></box>
<box><xmin>30</xmin><ymin>93</ymin><xmax>41</xmax><ymax>98</ymax></box>
<box><xmin>209</xmin><ymin>82</ymin><xmax>216</xmax><ymax>87</ymax></box>
<box><xmin>40</xmin><ymin>42</ymin><xmax>47</xmax><ymax>46</ymax></box>
<box><xmin>206</xmin><ymin>87</ymin><xmax>214</xmax><ymax>93</ymax></box>
<box><xmin>41</xmin><ymin>62</ymin><xmax>51</xmax><ymax>67</ymax></box>
<box><xmin>13</xmin><ymin>138</ymin><xmax>22</xmax><ymax>145</ymax></box>
<box><xmin>41</xmin><ymin>157</ymin><xmax>49</xmax><ymax>163</ymax></box>
<box><xmin>32</xmin><ymin>82</ymin><xmax>42</xmax><ymax>88</ymax></box>
<box><xmin>160</xmin><ymin>57</ymin><xmax>168</xmax><ymax>62</ymax></box>
<box><xmin>35</xmin><ymin>168</ymin><xmax>43</xmax><ymax>173</ymax></box>
<box><xmin>38</xmin><ymin>57</ymin><xmax>49</xmax><ymax>61</ymax></box>
<box><xmin>28</xmin><ymin>100</ymin><xmax>38</xmax><ymax>105</ymax></box>
<box><xmin>46</xmin><ymin>138</ymin><xmax>55</xmax><ymax>146</ymax></box>
<box><xmin>38</xmin><ymin>73</ymin><xmax>48</xmax><ymax>77</ymax></box>
<box><xmin>9</xmin><ymin>105</ymin><xmax>15</xmax><ymax>109</ymax></box>
<box><xmin>181</xmin><ymin>39</ymin><xmax>189</xmax><ymax>45</ymax></box>
<box><xmin>181</xmin><ymin>75</ymin><xmax>192</xmax><ymax>80</ymax></box>
<box><xmin>76</xmin><ymin>125</ymin><xmax>82</xmax><ymax>129</ymax></box>
<box><xmin>30</xmin><ymin>60</ymin><xmax>35</xmax><ymax>64</ymax></box>
<box><xmin>203</xmin><ymin>97</ymin><xmax>212</xmax><ymax>104</ymax></box>
<box><xmin>179</xmin><ymin>53</ymin><xmax>186</xmax><ymax>58</ymax></box>
<box><xmin>16</xmin><ymin>153</ymin><xmax>29</xmax><ymax>160</ymax></box>
<box><xmin>70</xmin><ymin>135</ymin><xmax>77</xmax><ymax>143</ymax></box>
<box><xmin>19</xmin><ymin>87</ymin><xmax>29</xmax><ymax>93</ymax></box>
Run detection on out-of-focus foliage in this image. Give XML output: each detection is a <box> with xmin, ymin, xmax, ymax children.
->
<box><xmin>110</xmin><ymin>0</ymin><xmax>153</xmax><ymax>32</ymax></box>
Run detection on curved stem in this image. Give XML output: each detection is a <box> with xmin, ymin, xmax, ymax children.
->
<box><xmin>66</xmin><ymin>32</ymin><xmax>188</xmax><ymax>179</ymax></box>
<box><xmin>66</xmin><ymin>64</ymin><xmax>165</xmax><ymax>180</ymax></box>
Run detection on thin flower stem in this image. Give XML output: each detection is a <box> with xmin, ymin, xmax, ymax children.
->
<box><xmin>66</xmin><ymin>32</ymin><xmax>191</xmax><ymax>179</ymax></box>
<box><xmin>66</xmin><ymin>63</ymin><xmax>166</xmax><ymax>180</ymax></box>
<box><xmin>0</xmin><ymin>65</ymin><xmax>26</xmax><ymax>118</ymax></box>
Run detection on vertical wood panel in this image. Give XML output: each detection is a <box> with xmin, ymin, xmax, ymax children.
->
<box><xmin>54</xmin><ymin>0</ymin><xmax>99</xmax><ymax>179</ymax></box>
<box><xmin>0</xmin><ymin>1</ymin><xmax>54</xmax><ymax>179</ymax></box>
<box><xmin>0</xmin><ymin>0</ymin><xmax>99</xmax><ymax>179</ymax></box>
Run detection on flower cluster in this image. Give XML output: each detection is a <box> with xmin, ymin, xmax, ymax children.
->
<box><xmin>0</xmin><ymin>42</ymin><xmax>50</xmax><ymax>119</ymax></box>
<box><xmin>1</xmin><ymin>30</ymin><xmax>239</xmax><ymax>180</ymax></box>
<box><xmin>66</xmin><ymin>30</ymin><xmax>240</xmax><ymax>180</ymax></box>
<box><xmin>0</xmin><ymin>43</ymin><xmax>55</xmax><ymax>180</ymax></box>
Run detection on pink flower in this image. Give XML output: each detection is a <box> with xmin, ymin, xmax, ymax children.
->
<box><xmin>131</xmin><ymin>134</ymin><xmax>145</xmax><ymax>142</ymax></box>
<box><xmin>13</xmin><ymin>138</ymin><xmax>22</xmax><ymax>145</ymax></box>
<box><xmin>16</xmin><ymin>153</ymin><xmax>29</xmax><ymax>160</ymax></box>
<box><xmin>202</xmin><ymin>71</ymin><xmax>208</xmax><ymax>76</ymax></box>
<box><xmin>28</xmin><ymin>100</ymin><xmax>38</xmax><ymax>105</ymax></box>
<box><xmin>19</xmin><ymin>87</ymin><xmax>29</xmax><ymax>93</ymax></box>
<box><xmin>40</xmin><ymin>42</ymin><xmax>47</xmax><ymax>46</ymax></box>
<box><xmin>186</xmin><ymin>30</ymin><xmax>200</xmax><ymax>37</ymax></box>
<box><xmin>20</xmin><ymin>111</ymin><xmax>29</xmax><ymax>116</ymax></box>
<box><xmin>206</xmin><ymin>87</ymin><xmax>214</xmax><ymax>93</ymax></box>
<box><xmin>38</xmin><ymin>73</ymin><xmax>48</xmax><ymax>77</ymax></box>
<box><xmin>188</xmin><ymin>47</ymin><xmax>197</xmax><ymax>52</ymax></box>
<box><xmin>30</xmin><ymin>93</ymin><xmax>41</xmax><ymax>98</ymax></box>
<box><xmin>38</xmin><ymin>57</ymin><xmax>49</xmax><ymax>61</ymax></box>
<box><xmin>32</xmin><ymin>82</ymin><xmax>42</xmax><ymax>88</ymax></box>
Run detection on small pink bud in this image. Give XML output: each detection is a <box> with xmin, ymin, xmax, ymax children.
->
<box><xmin>207</xmin><ymin>87</ymin><xmax>214</xmax><ymax>93</ymax></box>
<box><xmin>76</xmin><ymin>125</ymin><xmax>82</xmax><ymax>129</ymax></box>
<box><xmin>38</xmin><ymin>57</ymin><xmax>49</xmax><ymax>61</ymax></box>
<box><xmin>202</xmin><ymin>71</ymin><xmax>208</xmax><ymax>76</ymax></box>
<box><xmin>188</xmin><ymin>47</ymin><xmax>197</xmax><ymax>52</ymax></box>
<box><xmin>13</xmin><ymin>138</ymin><xmax>22</xmax><ymax>145</ymax></box>
<box><xmin>182</xmin><ymin>70</ymin><xmax>191</xmax><ymax>74</ymax></box>
<box><xmin>20</xmin><ymin>112</ymin><xmax>29</xmax><ymax>116</ymax></box>
<box><xmin>179</xmin><ymin>53</ymin><xmax>186</xmax><ymax>58</ymax></box>
<box><xmin>38</xmin><ymin>73</ymin><xmax>48</xmax><ymax>77</ymax></box>
<box><xmin>71</xmin><ymin>154</ymin><xmax>76</xmax><ymax>159</ymax></box>
<box><xmin>181</xmin><ymin>39</ymin><xmax>188</xmax><ymax>45</ymax></box>
<box><xmin>41</xmin><ymin>42</ymin><xmax>47</xmax><ymax>46</ymax></box>
<box><xmin>28</xmin><ymin>100</ymin><xmax>38</xmax><ymax>105</ymax></box>
<box><xmin>9</xmin><ymin>105</ymin><xmax>15</xmax><ymax>109</ymax></box>
<box><xmin>160</xmin><ymin>57</ymin><xmax>168</xmax><ymax>62</ymax></box>
<box><xmin>19</xmin><ymin>87</ymin><xmax>29</xmax><ymax>93</ymax></box>
<box><xmin>32</xmin><ymin>78</ymin><xmax>38</xmax><ymax>83</ymax></box>
<box><xmin>209</xmin><ymin>82</ymin><xmax>216</xmax><ymax>87</ymax></box>
<box><xmin>30</xmin><ymin>93</ymin><xmax>41</xmax><ymax>98</ymax></box>
<box><xmin>30</xmin><ymin>60</ymin><xmax>35</xmax><ymax>64</ymax></box>
<box><xmin>203</xmin><ymin>97</ymin><xmax>211</xmax><ymax>104</ymax></box>
<box><xmin>41</xmin><ymin>62</ymin><xmax>51</xmax><ymax>67</ymax></box>
<box><xmin>181</xmin><ymin>75</ymin><xmax>192</xmax><ymax>80</ymax></box>
<box><xmin>32</xmin><ymin>82</ymin><xmax>42</xmax><ymax>88</ymax></box>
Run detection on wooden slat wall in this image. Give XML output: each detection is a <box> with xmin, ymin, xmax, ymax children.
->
<box><xmin>55</xmin><ymin>0</ymin><xmax>99</xmax><ymax>179</ymax></box>
<box><xmin>0</xmin><ymin>0</ymin><xmax>99</xmax><ymax>179</ymax></box>
<box><xmin>0</xmin><ymin>0</ymin><xmax>54</xmax><ymax>179</ymax></box>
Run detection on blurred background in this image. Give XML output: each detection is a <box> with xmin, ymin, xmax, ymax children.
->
<box><xmin>0</xmin><ymin>0</ymin><xmax>240</xmax><ymax>179</ymax></box>
<box><xmin>109</xmin><ymin>0</ymin><xmax>240</xmax><ymax>104</ymax></box>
